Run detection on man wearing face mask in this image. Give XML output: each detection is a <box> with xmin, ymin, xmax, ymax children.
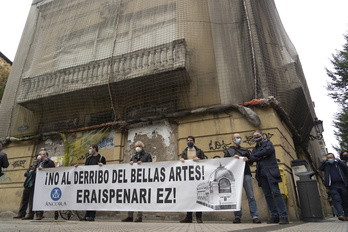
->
<box><xmin>14</xmin><ymin>154</ymin><xmax>41</xmax><ymax>220</ymax></box>
<box><xmin>340</xmin><ymin>151</ymin><xmax>348</xmax><ymax>166</ymax></box>
<box><xmin>36</xmin><ymin>150</ymin><xmax>55</xmax><ymax>220</ymax></box>
<box><xmin>224</xmin><ymin>133</ymin><xmax>261</xmax><ymax>224</ymax></box>
<box><xmin>76</xmin><ymin>144</ymin><xmax>106</xmax><ymax>221</ymax></box>
<box><xmin>179</xmin><ymin>136</ymin><xmax>206</xmax><ymax>223</ymax></box>
<box><xmin>318</xmin><ymin>153</ymin><xmax>348</xmax><ymax>221</ymax></box>
<box><xmin>248</xmin><ymin>130</ymin><xmax>289</xmax><ymax>224</ymax></box>
<box><xmin>121</xmin><ymin>141</ymin><xmax>152</xmax><ymax>222</ymax></box>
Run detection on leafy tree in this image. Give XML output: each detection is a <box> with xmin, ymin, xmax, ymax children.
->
<box><xmin>326</xmin><ymin>33</ymin><xmax>348</xmax><ymax>151</ymax></box>
<box><xmin>0</xmin><ymin>63</ymin><xmax>11</xmax><ymax>103</ymax></box>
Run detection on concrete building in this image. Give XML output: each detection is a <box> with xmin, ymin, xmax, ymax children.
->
<box><xmin>0</xmin><ymin>0</ymin><xmax>330</xmax><ymax>221</ymax></box>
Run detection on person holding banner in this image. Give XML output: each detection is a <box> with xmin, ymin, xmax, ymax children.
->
<box><xmin>224</xmin><ymin>133</ymin><xmax>261</xmax><ymax>224</ymax></box>
<box><xmin>122</xmin><ymin>141</ymin><xmax>152</xmax><ymax>223</ymax></box>
<box><xmin>179</xmin><ymin>136</ymin><xmax>206</xmax><ymax>224</ymax></box>
<box><xmin>249</xmin><ymin>130</ymin><xmax>289</xmax><ymax>224</ymax></box>
<box><xmin>14</xmin><ymin>154</ymin><xmax>41</xmax><ymax>220</ymax></box>
<box><xmin>0</xmin><ymin>143</ymin><xmax>9</xmax><ymax>177</ymax></box>
<box><xmin>36</xmin><ymin>150</ymin><xmax>55</xmax><ymax>220</ymax></box>
<box><xmin>76</xmin><ymin>144</ymin><xmax>106</xmax><ymax>221</ymax></box>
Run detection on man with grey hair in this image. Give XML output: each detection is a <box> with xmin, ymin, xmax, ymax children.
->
<box><xmin>121</xmin><ymin>141</ymin><xmax>152</xmax><ymax>222</ymax></box>
<box><xmin>0</xmin><ymin>143</ymin><xmax>9</xmax><ymax>177</ymax></box>
<box><xmin>224</xmin><ymin>133</ymin><xmax>261</xmax><ymax>224</ymax></box>
<box><xmin>36</xmin><ymin>149</ymin><xmax>55</xmax><ymax>220</ymax></box>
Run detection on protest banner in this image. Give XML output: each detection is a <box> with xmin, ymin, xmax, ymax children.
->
<box><xmin>33</xmin><ymin>157</ymin><xmax>244</xmax><ymax>212</ymax></box>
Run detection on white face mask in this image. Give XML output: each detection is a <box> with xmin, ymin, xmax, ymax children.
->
<box><xmin>135</xmin><ymin>147</ymin><xmax>142</xmax><ymax>153</ymax></box>
<box><xmin>37</xmin><ymin>155</ymin><xmax>42</xmax><ymax>161</ymax></box>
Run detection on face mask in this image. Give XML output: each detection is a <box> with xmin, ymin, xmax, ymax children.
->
<box><xmin>37</xmin><ymin>155</ymin><xmax>42</xmax><ymax>161</ymax></box>
<box><xmin>33</xmin><ymin>160</ymin><xmax>38</xmax><ymax>166</ymax></box>
<box><xmin>254</xmin><ymin>136</ymin><xmax>262</xmax><ymax>143</ymax></box>
<box><xmin>328</xmin><ymin>159</ymin><xmax>334</xmax><ymax>164</ymax></box>
<box><xmin>89</xmin><ymin>149</ymin><xmax>93</xmax><ymax>155</ymax></box>
<box><xmin>187</xmin><ymin>142</ymin><xmax>194</xmax><ymax>147</ymax></box>
<box><xmin>235</xmin><ymin>138</ymin><xmax>242</xmax><ymax>145</ymax></box>
<box><xmin>135</xmin><ymin>147</ymin><xmax>142</xmax><ymax>153</ymax></box>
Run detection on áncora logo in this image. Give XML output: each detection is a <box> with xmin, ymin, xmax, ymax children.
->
<box><xmin>50</xmin><ymin>187</ymin><xmax>62</xmax><ymax>201</ymax></box>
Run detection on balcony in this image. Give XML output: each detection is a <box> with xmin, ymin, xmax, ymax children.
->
<box><xmin>17</xmin><ymin>39</ymin><xmax>188</xmax><ymax>111</ymax></box>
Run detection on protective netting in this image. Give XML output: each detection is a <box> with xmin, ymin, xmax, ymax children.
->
<box><xmin>0</xmin><ymin>0</ymin><xmax>316</xmax><ymax>142</ymax></box>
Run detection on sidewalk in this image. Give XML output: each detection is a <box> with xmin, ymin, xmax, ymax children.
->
<box><xmin>0</xmin><ymin>216</ymin><xmax>347</xmax><ymax>232</ymax></box>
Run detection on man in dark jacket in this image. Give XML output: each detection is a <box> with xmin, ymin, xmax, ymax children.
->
<box><xmin>179</xmin><ymin>136</ymin><xmax>206</xmax><ymax>223</ymax></box>
<box><xmin>14</xmin><ymin>154</ymin><xmax>40</xmax><ymax>220</ymax></box>
<box><xmin>122</xmin><ymin>141</ymin><xmax>152</xmax><ymax>222</ymax></box>
<box><xmin>340</xmin><ymin>151</ymin><xmax>348</xmax><ymax>166</ymax></box>
<box><xmin>77</xmin><ymin>144</ymin><xmax>106</xmax><ymax>221</ymax></box>
<box><xmin>224</xmin><ymin>133</ymin><xmax>261</xmax><ymax>224</ymax></box>
<box><xmin>0</xmin><ymin>143</ymin><xmax>9</xmax><ymax>177</ymax></box>
<box><xmin>249</xmin><ymin>130</ymin><xmax>289</xmax><ymax>224</ymax></box>
<box><xmin>318</xmin><ymin>153</ymin><xmax>348</xmax><ymax>221</ymax></box>
<box><xmin>36</xmin><ymin>150</ymin><xmax>55</xmax><ymax>220</ymax></box>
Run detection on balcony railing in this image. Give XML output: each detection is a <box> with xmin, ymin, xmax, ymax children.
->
<box><xmin>17</xmin><ymin>39</ymin><xmax>187</xmax><ymax>103</ymax></box>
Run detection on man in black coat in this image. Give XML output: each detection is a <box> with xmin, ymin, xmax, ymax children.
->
<box><xmin>77</xmin><ymin>144</ymin><xmax>106</xmax><ymax>221</ymax></box>
<box><xmin>14</xmin><ymin>154</ymin><xmax>40</xmax><ymax>220</ymax></box>
<box><xmin>249</xmin><ymin>130</ymin><xmax>289</xmax><ymax>224</ymax></box>
<box><xmin>179</xmin><ymin>136</ymin><xmax>206</xmax><ymax>224</ymax></box>
<box><xmin>122</xmin><ymin>141</ymin><xmax>152</xmax><ymax>222</ymax></box>
<box><xmin>318</xmin><ymin>153</ymin><xmax>348</xmax><ymax>221</ymax></box>
<box><xmin>0</xmin><ymin>143</ymin><xmax>9</xmax><ymax>177</ymax></box>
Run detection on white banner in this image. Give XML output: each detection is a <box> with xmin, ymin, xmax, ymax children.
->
<box><xmin>33</xmin><ymin>158</ymin><xmax>245</xmax><ymax>212</ymax></box>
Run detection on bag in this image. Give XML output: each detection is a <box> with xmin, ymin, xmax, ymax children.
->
<box><xmin>23</xmin><ymin>172</ymin><xmax>36</xmax><ymax>188</ymax></box>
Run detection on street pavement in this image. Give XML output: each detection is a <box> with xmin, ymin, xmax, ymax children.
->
<box><xmin>0</xmin><ymin>216</ymin><xmax>347</xmax><ymax>232</ymax></box>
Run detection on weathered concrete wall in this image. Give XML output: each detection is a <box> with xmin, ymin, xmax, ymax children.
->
<box><xmin>0</xmin><ymin>140</ymin><xmax>37</xmax><ymax>214</ymax></box>
<box><xmin>124</xmin><ymin>120</ymin><xmax>178</xmax><ymax>163</ymax></box>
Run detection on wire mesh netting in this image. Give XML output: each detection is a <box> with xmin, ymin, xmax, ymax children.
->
<box><xmin>0</xmin><ymin>0</ymin><xmax>316</xmax><ymax>142</ymax></box>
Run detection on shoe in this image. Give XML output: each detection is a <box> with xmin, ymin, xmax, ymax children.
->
<box><xmin>179</xmin><ymin>217</ymin><xmax>192</xmax><ymax>223</ymax></box>
<box><xmin>36</xmin><ymin>216</ymin><xmax>43</xmax><ymax>220</ymax></box>
<box><xmin>121</xmin><ymin>217</ymin><xmax>133</xmax><ymax>222</ymax></box>
<box><xmin>279</xmin><ymin>217</ymin><xmax>289</xmax><ymax>224</ymax></box>
<box><xmin>233</xmin><ymin>218</ymin><xmax>241</xmax><ymax>223</ymax></box>
<box><xmin>87</xmin><ymin>217</ymin><xmax>95</xmax><ymax>221</ymax></box>
<box><xmin>267</xmin><ymin>217</ymin><xmax>279</xmax><ymax>224</ymax></box>
<box><xmin>253</xmin><ymin>218</ymin><xmax>261</xmax><ymax>224</ymax></box>
<box><xmin>134</xmin><ymin>217</ymin><xmax>142</xmax><ymax>222</ymax></box>
<box><xmin>196</xmin><ymin>218</ymin><xmax>203</xmax><ymax>223</ymax></box>
<box><xmin>13</xmin><ymin>215</ymin><xmax>25</xmax><ymax>219</ymax></box>
<box><xmin>21</xmin><ymin>216</ymin><xmax>34</xmax><ymax>220</ymax></box>
<box><xmin>338</xmin><ymin>216</ymin><xmax>347</xmax><ymax>221</ymax></box>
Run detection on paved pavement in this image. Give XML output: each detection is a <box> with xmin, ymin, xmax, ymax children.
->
<box><xmin>0</xmin><ymin>216</ymin><xmax>347</xmax><ymax>232</ymax></box>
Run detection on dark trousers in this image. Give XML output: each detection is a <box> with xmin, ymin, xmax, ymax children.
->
<box><xmin>85</xmin><ymin>211</ymin><xmax>96</xmax><ymax>219</ymax></box>
<box><xmin>330</xmin><ymin>182</ymin><xmax>348</xmax><ymax>217</ymax></box>
<box><xmin>186</xmin><ymin>212</ymin><xmax>202</xmax><ymax>219</ymax></box>
<box><xmin>18</xmin><ymin>187</ymin><xmax>34</xmax><ymax>217</ymax></box>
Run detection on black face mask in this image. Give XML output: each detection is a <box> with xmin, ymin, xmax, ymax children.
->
<box><xmin>254</xmin><ymin>136</ymin><xmax>263</xmax><ymax>143</ymax></box>
<box><xmin>343</xmin><ymin>155</ymin><xmax>348</xmax><ymax>160</ymax></box>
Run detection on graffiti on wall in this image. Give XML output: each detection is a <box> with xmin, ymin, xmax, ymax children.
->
<box><xmin>0</xmin><ymin>168</ymin><xmax>12</xmax><ymax>183</ymax></box>
<box><xmin>98</xmin><ymin>137</ymin><xmax>114</xmax><ymax>149</ymax></box>
<box><xmin>11</xmin><ymin>159</ymin><xmax>27</xmax><ymax>169</ymax></box>
<box><xmin>207</xmin><ymin>133</ymin><xmax>274</xmax><ymax>151</ymax></box>
<box><xmin>209</xmin><ymin>140</ymin><xmax>232</xmax><ymax>151</ymax></box>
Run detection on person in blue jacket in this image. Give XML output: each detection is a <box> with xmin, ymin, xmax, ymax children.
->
<box><xmin>249</xmin><ymin>130</ymin><xmax>289</xmax><ymax>224</ymax></box>
<box><xmin>318</xmin><ymin>153</ymin><xmax>348</xmax><ymax>221</ymax></box>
